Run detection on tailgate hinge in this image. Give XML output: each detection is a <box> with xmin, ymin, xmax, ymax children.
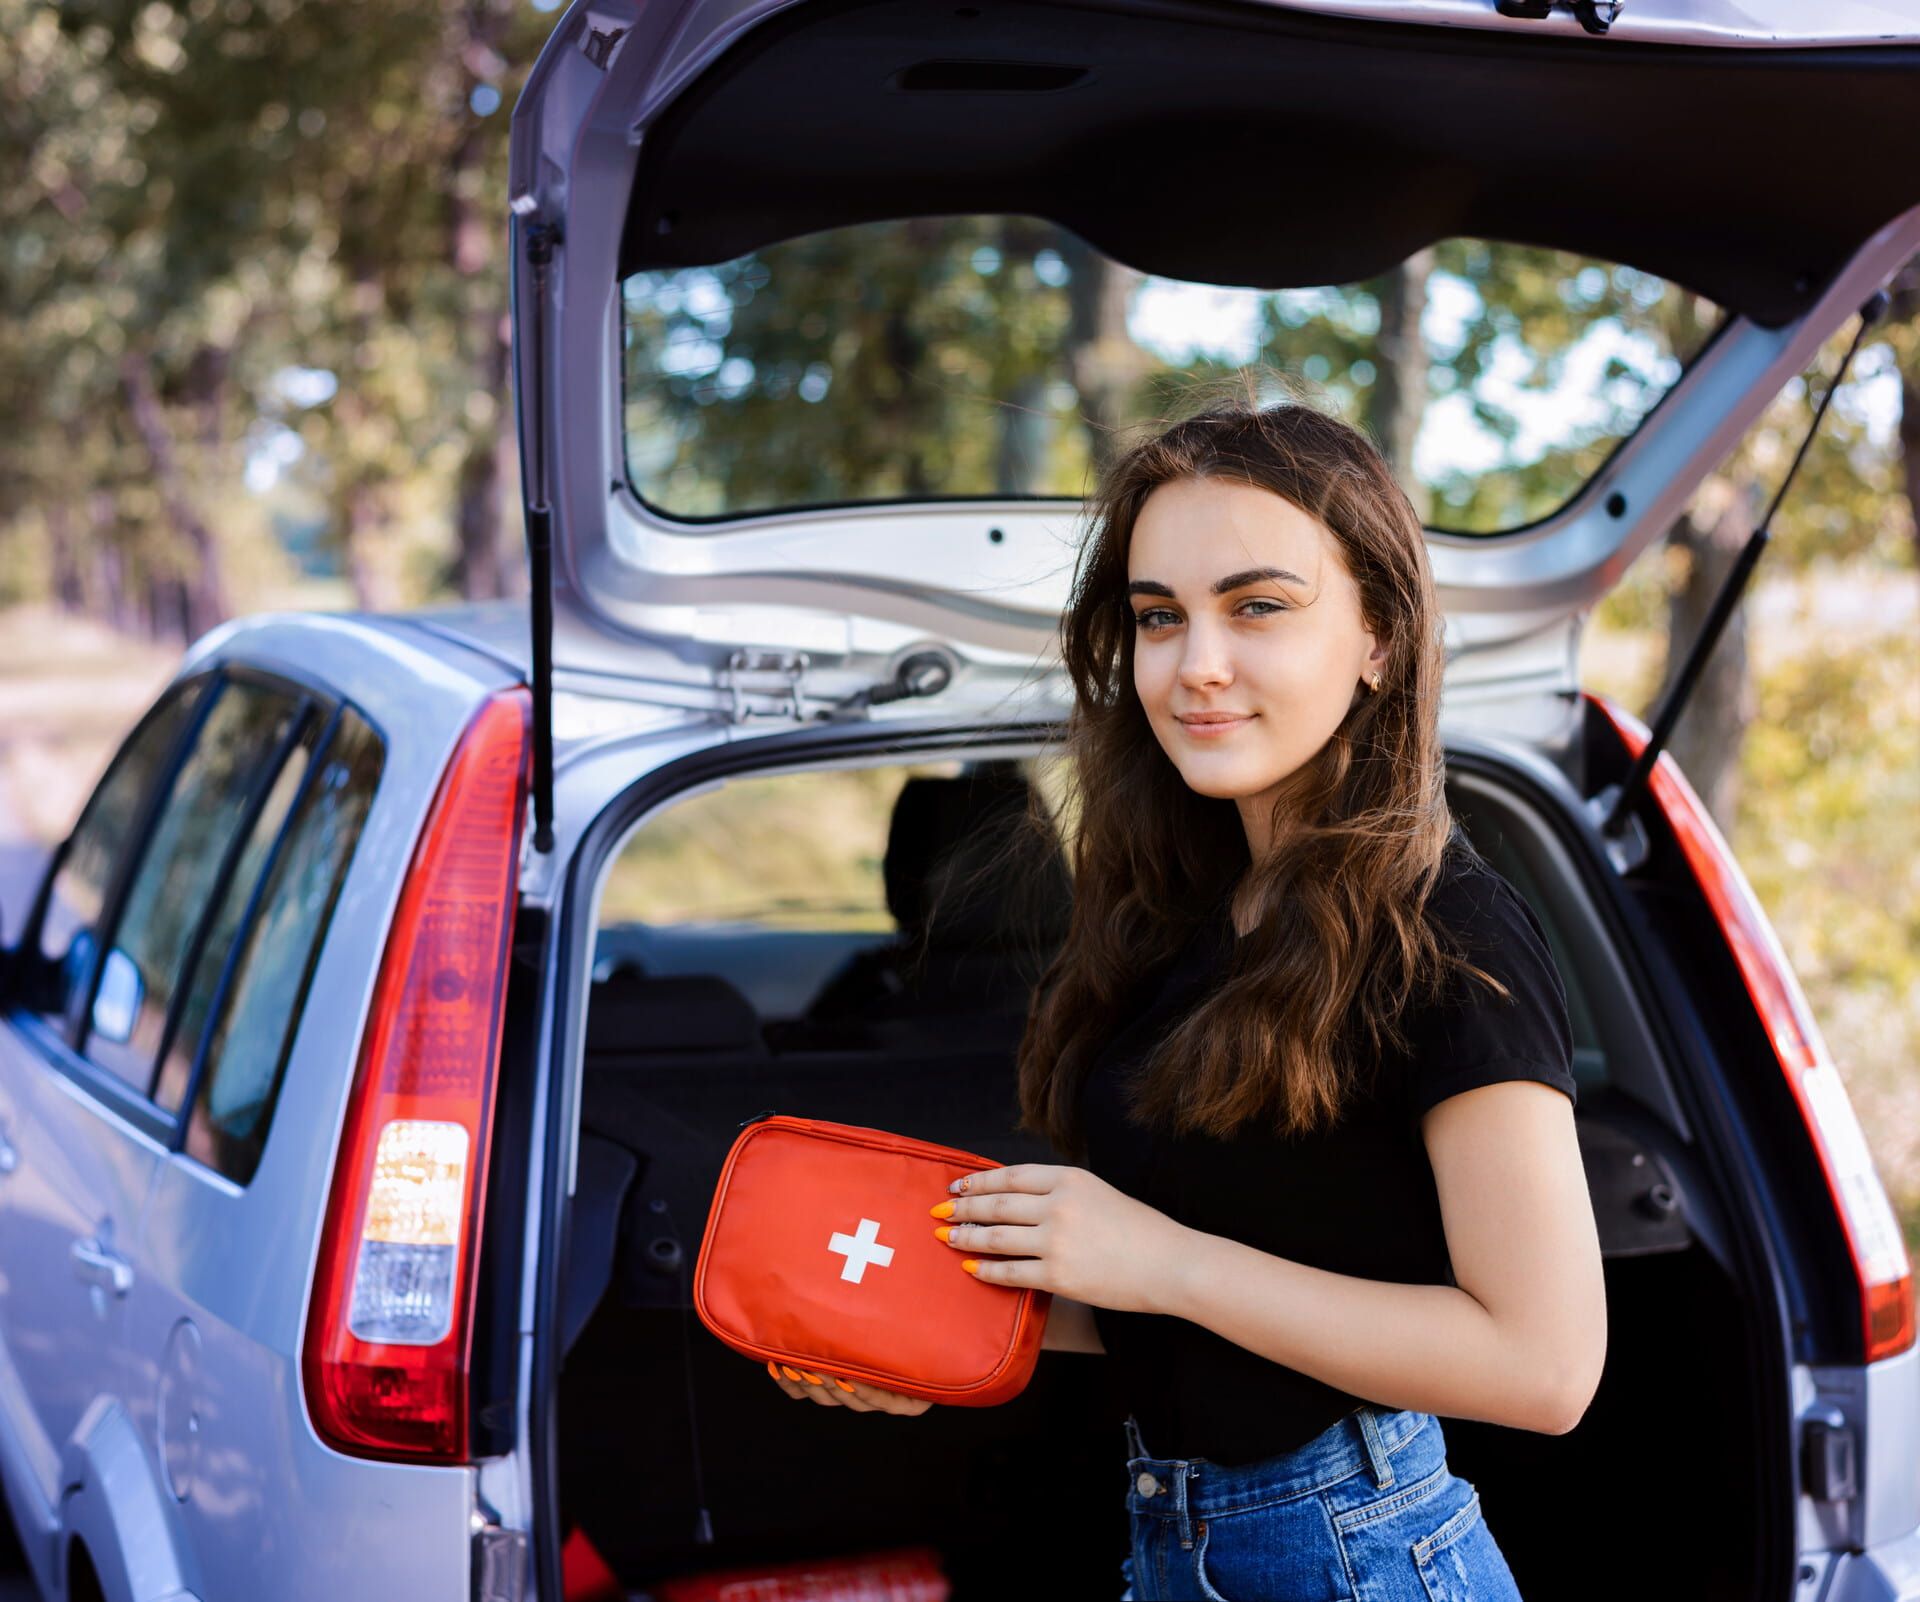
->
<box><xmin>720</xmin><ymin>648</ymin><xmax>813</xmax><ymax>724</ymax></box>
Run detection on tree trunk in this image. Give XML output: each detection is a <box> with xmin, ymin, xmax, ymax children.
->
<box><xmin>342</xmin><ymin>479</ymin><xmax>390</xmax><ymax>612</ymax></box>
<box><xmin>1884</xmin><ymin>256</ymin><xmax>1919</xmax><ymax>572</ymax></box>
<box><xmin>1902</xmin><ymin>369</ymin><xmax>1920</xmax><ymax>575</ymax></box>
<box><xmin>995</xmin><ymin>373</ymin><xmax>1051</xmax><ymax>495</ymax></box>
<box><xmin>450</xmin><ymin>304</ymin><xmax>512</xmax><ymax>601</ymax></box>
<box><xmin>119</xmin><ymin>349</ymin><xmax>228</xmax><ymax>640</ymax></box>
<box><xmin>45</xmin><ymin>500</ymin><xmax>88</xmax><ymax>615</ymax></box>
<box><xmin>88</xmin><ymin>492</ymin><xmax>132</xmax><ymax>634</ymax></box>
<box><xmin>1370</xmin><ymin>249</ymin><xmax>1433</xmax><ymax>522</ymax></box>
<box><xmin>446</xmin><ymin>0</ymin><xmax>517</xmax><ymax>601</ymax></box>
<box><xmin>1658</xmin><ymin>476</ymin><xmax>1761</xmax><ymax>831</ymax></box>
<box><xmin>1059</xmin><ymin>237</ymin><xmax>1149</xmax><ymax>478</ymax></box>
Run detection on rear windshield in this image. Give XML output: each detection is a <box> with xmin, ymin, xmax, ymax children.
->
<box><xmin>619</xmin><ymin>217</ymin><xmax>1724</xmax><ymax>532</ymax></box>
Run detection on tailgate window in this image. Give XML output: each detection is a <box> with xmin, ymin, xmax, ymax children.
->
<box><xmin>620</xmin><ymin>218</ymin><xmax>1723</xmax><ymax>532</ymax></box>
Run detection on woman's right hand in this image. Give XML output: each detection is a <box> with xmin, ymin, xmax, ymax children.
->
<box><xmin>765</xmin><ymin>1359</ymin><xmax>933</xmax><ymax>1415</ymax></box>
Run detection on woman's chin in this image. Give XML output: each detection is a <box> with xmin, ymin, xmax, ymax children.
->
<box><xmin>1174</xmin><ymin>761</ymin><xmax>1275</xmax><ymax>799</ymax></box>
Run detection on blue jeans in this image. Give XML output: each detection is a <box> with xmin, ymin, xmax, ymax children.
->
<box><xmin>1118</xmin><ymin>1407</ymin><xmax>1526</xmax><ymax>1601</ymax></box>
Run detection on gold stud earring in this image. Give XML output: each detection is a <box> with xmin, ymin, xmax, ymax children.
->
<box><xmin>1370</xmin><ymin>673</ymin><xmax>1382</xmax><ymax>693</ymax></box>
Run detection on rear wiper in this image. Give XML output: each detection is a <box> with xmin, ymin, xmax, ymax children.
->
<box><xmin>1592</xmin><ymin>289</ymin><xmax>1890</xmax><ymax>861</ymax></box>
<box><xmin>1495</xmin><ymin>0</ymin><xmax>1624</xmax><ymax>37</ymax></box>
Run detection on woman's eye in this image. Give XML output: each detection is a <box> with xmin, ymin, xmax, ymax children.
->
<box><xmin>1132</xmin><ymin>600</ymin><xmax>1287</xmax><ymax>631</ymax></box>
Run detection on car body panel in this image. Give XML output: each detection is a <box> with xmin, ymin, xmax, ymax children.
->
<box><xmin>1794</xmin><ymin>1346</ymin><xmax>1920</xmax><ymax>1556</ymax></box>
<box><xmin>1828</xmin><ymin>1527</ymin><xmax>1920</xmax><ymax>1602</ymax></box>
<box><xmin>58</xmin><ymin>1396</ymin><xmax>201</xmax><ymax>1602</ymax></box>
<box><xmin>0</xmin><ymin>1022</ymin><xmax>160</xmax><ymax>1589</ymax></box>
<box><xmin>0</xmin><ymin>616</ymin><xmax>519</xmax><ymax>1601</ymax></box>
<box><xmin>111</xmin><ymin>617</ymin><xmax>515</xmax><ymax>1602</ymax></box>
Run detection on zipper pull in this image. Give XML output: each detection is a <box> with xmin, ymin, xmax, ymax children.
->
<box><xmin>737</xmin><ymin>1108</ymin><xmax>778</xmax><ymax>1130</ymax></box>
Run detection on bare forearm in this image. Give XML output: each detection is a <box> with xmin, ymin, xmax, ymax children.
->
<box><xmin>1042</xmin><ymin>1294</ymin><xmax>1107</xmax><ymax>1354</ymax></box>
<box><xmin>1162</xmin><ymin>1227</ymin><xmax>1564</xmax><ymax>1433</ymax></box>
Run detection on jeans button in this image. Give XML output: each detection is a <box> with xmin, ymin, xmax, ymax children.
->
<box><xmin>1136</xmin><ymin>1471</ymin><xmax>1161</xmax><ymax>1496</ymax></box>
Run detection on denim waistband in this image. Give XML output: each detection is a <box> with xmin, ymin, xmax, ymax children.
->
<box><xmin>1123</xmin><ymin>1405</ymin><xmax>1436</xmax><ymax>1546</ymax></box>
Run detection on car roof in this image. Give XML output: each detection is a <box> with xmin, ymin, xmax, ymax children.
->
<box><xmin>180</xmin><ymin>610</ymin><xmax>523</xmax><ymax>713</ymax></box>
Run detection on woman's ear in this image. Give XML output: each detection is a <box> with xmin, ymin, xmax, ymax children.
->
<box><xmin>1361</xmin><ymin>630</ymin><xmax>1389</xmax><ymax>687</ymax></box>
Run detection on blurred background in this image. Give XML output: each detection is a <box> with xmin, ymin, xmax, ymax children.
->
<box><xmin>1</xmin><ymin>0</ymin><xmax>1915</xmax><ymax>1305</ymax></box>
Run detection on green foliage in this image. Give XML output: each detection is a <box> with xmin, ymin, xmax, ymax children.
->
<box><xmin>1739</xmin><ymin>612</ymin><xmax>1920</xmax><ymax>997</ymax></box>
<box><xmin>0</xmin><ymin>0</ymin><xmax>554</xmax><ymax>620</ymax></box>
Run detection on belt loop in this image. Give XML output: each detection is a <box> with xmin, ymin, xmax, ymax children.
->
<box><xmin>1356</xmin><ymin>1407</ymin><xmax>1396</xmax><ymax>1490</ymax></box>
<box><xmin>1177</xmin><ymin>1462</ymin><xmax>1198</xmax><ymax>1550</ymax></box>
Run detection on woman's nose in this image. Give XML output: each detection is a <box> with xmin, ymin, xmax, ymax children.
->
<box><xmin>1177</xmin><ymin>627</ymin><xmax>1233</xmax><ymax>685</ymax></box>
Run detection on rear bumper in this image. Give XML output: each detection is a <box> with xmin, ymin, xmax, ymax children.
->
<box><xmin>1827</xmin><ymin>1528</ymin><xmax>1920</xmax><ymax>1602</ymax></box>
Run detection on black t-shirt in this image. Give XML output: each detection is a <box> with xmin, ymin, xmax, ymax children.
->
<box><xmin>1078</xmin><ymin>838</ymin><xmax>1577</xmax><ymax>1467</ymax></box>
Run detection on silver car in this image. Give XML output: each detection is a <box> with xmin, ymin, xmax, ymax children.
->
<box><xmin>2</xmin><ymin>0</ymin><xmax>1918</xmax><ymax>1598</ymax></box>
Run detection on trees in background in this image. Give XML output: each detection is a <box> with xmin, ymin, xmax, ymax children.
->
<box><xmin>1</xmin><ymin>0</ymin><xmax>549</xmax><ymax>622</ymax></box>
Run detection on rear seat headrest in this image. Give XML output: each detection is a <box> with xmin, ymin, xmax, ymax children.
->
<box><xmin>884</xmin><ymin>762</ymin><xmax>1073</xmax><ymax>952</ymax></box>
<box><xmin>586</xmin><ymin>968</ymin><xmax>767</xmax><ymax>1056</ymax></box>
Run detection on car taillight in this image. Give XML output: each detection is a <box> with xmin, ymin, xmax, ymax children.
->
<box><xmin>1586</xmin><ymin>691</ymin><xmax>1915</xmax><ymax>1363</ymax></box>
<box><xmin>303</xmin><ymin>688</ymin><xmax>531</xmax><ymax>1461</ymax></box>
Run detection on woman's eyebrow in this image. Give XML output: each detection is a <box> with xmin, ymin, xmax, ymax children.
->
<box><xmin>1127</xmin><ymin>566</ymin><xmax>1309</xmax><ymax>599</ymax></box>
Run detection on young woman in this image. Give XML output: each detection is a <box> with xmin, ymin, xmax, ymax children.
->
<box><xmin>767</xmin><ymin>392</ymin><xmax>1607</xmax><ymax>1602</ymax></box>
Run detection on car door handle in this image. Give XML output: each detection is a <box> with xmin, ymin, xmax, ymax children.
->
<box><xmin>70</xmin><ymin>1237</ymin><xmax>134</xmax><ymax>1297</ymax></box>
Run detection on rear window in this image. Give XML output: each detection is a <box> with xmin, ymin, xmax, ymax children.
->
<box><xmin>183</xmin><ymin>708</ymin><xmax>384</xmax><ymax>1186</ymax></box>
<box><xmin>620</xmin><ymin>218</ymin><xmax>1723</xmax><ymax>533</ymax></box>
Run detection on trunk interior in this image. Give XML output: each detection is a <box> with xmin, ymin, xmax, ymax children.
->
<box><xmin>550</xmin><ymin>753</ymin><xmax>1779</xmax><ymax>1601</ymax></box>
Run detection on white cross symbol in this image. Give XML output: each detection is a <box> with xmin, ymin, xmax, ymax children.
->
<box><xmin>827</xmin><ymin>1217</ymin><xmax>895</xmax><ymax>1284</ymax></box>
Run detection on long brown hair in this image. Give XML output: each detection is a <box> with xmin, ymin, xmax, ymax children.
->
<box><xmin>999</xmin><ymin>375</ymin><xmax>1510</xmax><ymax>1158</ymax></box>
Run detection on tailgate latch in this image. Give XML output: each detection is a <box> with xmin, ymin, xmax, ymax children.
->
<box><xmin>471</xmin><ymin>1518</ymin><xmax>528</xmax><ymax>1602</ymax></box>
<box><xmin>1801</xmin><ymin>1407</ymin><xmax>1859</xmax><ymax>1504</ymax></box>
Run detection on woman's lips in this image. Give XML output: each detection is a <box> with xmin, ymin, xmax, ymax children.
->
<box><xmin>1177</xmin><ymin>714</ymin><xmax>1255</xmax><ymax>737</ymax></box>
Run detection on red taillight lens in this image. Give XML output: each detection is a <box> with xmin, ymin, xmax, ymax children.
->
<box><xmin>1586</xmin><ymin>691</ymin><xmax>1914</xmax><ymax>1362</ymax></box>
<box><xmin>303</xmin><ymin>688</ymin><xmax>531</xmax><ymax>1460</ymax></box>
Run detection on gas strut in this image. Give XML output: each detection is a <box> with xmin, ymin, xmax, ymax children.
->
<box><xmin>1598</xmin><ymin>289</ymin><xmax>1890</xmax><ymax>843</ymax></box>
<box><xmin>520</xmin><ymin>217</ymin><xmax>560</xmax><ymax>855</ymax></box>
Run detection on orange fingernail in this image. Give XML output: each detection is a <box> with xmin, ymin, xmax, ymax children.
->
<box><xmin>961</xmin><ymin>1259</ymin><xmax>980</xmax><ymax>1275</ymax></box>
<box><xmin>781</xmin><ymin>1364</ymin><xmax>804</xmax><ymax>1381</ymax></box>
<box><xmin>800</xmin><ymin>1370</ymin><xmax>825</xmax><ymax>1384</ymax></box>
<box><xmin>934</xmin><ymin>1225</ymin><xmax>953</xmax><ymax>1243</ymax></box>
<box><xmin>930</xmin><ymin>1200</ymin><xmax>956</xmax><ymax>1218</ymax></box>
<box><xmin>767</xmin><ymin>1360</ymin><xmax>779</xmax><ymax>1378</ymax></box>
<box><xmin>833</xmin><ymin>1378</ymin><xmax>855</xmax><ymax>1392</ymax></box>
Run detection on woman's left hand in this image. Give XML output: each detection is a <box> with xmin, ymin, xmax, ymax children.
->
<box><xmin>932</xmin><ymin>1163</ymin><xmax>1189</xmax><ymax>1316</ymax></box>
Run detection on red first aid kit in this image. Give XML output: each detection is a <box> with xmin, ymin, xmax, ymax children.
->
<box><xmin>693</xmin><ymin>1113</ymin><xmax>1051</xmax><ymax>1406</ymax></box>
<box><xmin>652</xmin><ymin>1545</ymin><xmax>950</xmax><ymax>1602</ymax></box>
